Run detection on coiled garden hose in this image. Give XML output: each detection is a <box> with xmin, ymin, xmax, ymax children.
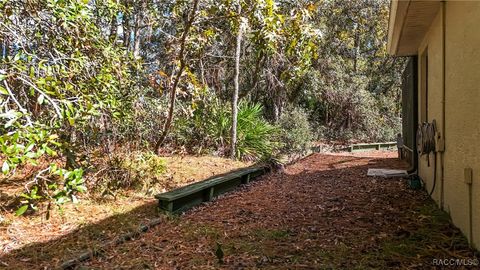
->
<box><xmin>417</xmin><ymin>120</ymin><xmax>437</xmax><ymax>156</ymax></box>
<box><xmin>416</xmin><ymin>120</ymin><xmax>437</xmax><ymax>196</ymax></box>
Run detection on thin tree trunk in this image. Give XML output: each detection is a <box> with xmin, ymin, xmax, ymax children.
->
<box><xmin>273</xmin><ymin>103</ymin><xmax>279</xmax><ymax>123</ymax></box>
<box><xmin>1</xmin><ymin>38</ymin><xmax>7</xmax><ymax>59</ymax></box>
<box><xmin>133</xmin><ymin>21</ymin><xmax>141</xmax><ymax>58</ymax></box>
<box><xmin>353</xmin><ymin>22</ymin><xmax>359</xmax><ymax>73</ymax></box>
<box><xmin>200</xmin><ymin>58</ymin><xmax>206</xmax><ymax>85</ymax></box>
<box><xmin>155</xmin><ymin>0</ymin><xmax>200</xmax><ymax>153</ymax></box>
<box><xmin>230</xmin><ymin>2</ymin><xmax>243</xmax><ymax>159</ymax></box>
<box><xmin>122</xmin><ymin>14</ymin><xmax>130</xmax><ymax>50</ymax></box>
<box><xmin>109</xmin><ymin>14</ymin><xmax>118</xmax><ymax>43</ymax></box>
<box><xmin>133</xmin><ymin>1</ymin><xmax>143</xmax><ymax>58</ymax></box>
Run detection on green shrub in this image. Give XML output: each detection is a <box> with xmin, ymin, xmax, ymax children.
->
<box><xmin>99</xmin><ymin>152</ymin><xmax>166</xmax><ymax>195</ymax></box>
<box><xmin>174</xmin><ymin>98</ymin><xmax>230</xmax><ymax>154</ymax></box>
<box><xmin>172</xmin><ymin>99</ymin><xmax>279</xmax><ymax>160</ymax></box>
<box><xmin>297</xmin><ymin>70</ymin><xmax>401</xmax><ymax>143</ymax></box>
<box><xmin>123</xmin><ymin>152</ymin><xmax>167</xmax><ymax>184</ymax></box>
<box><xmin>234</xmin><ymin>102</ymin><xmax>280</xmax><ymax>161</ymax></box>
<box><xmin>278</xmin><ymin>107</ymin><xmax>313</xmax><ymax>154</ymax></box>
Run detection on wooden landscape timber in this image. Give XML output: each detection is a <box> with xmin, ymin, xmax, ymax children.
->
<box><xmin>349</xmin><ymin>142</ymin><xmax>397</xmax><ymax>152</ymax></box>
<box><xmin>155</xmin><ymin>166</ymin><xmax>267</xmax><ymax>213</ymax></box>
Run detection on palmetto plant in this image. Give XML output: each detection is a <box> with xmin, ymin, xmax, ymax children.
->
<box><xmin>177</xmin><ymin>100</ymin><xmax>279</xmax><ymax>160</ymax></box>
<box><xmin>233</xmin><ymin>102</ymin><xmax>279</xmax><ymax>161</ymax></box>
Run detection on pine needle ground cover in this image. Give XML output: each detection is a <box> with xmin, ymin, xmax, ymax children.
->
<box><xmin>2</xmin><ymin>152</ymin><xmax>476</xmax><ymax>269</ymax></box>
<box><xmin>0</xmin><ymin>155</ymin><xmax>249</xmax><ymax>268</ymax></box>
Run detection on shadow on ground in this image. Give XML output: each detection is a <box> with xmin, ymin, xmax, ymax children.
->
<box><xmin>0</xmin><ymin>153</ymin><xmax>478</xmax><ymax>269</ymax></box>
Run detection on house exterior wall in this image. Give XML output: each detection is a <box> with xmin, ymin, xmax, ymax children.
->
<box><xmin>443</xmin><ymin>1</ymin><xmax>480</xmax><ymax>249</ymax></box>
<box><xmin>417</xmin><ymin>8</ymin><xmax>443</xmax><ymax>206</ymax></box>
<box><xmin>417</xmin><ymin>1</ymin><xmax>480</xmax><ymax>249</ymax></box>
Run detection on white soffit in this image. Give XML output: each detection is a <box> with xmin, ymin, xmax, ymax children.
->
<box><xmin>387</xmin><ymin>0</ymin><xmax>441</xmax><ymax>56</ymax></box>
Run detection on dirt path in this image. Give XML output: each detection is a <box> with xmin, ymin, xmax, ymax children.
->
<box><xmin>2</xmin><ymin>152</ymin><xmax>478</xmax><ymax>269</ymax></box>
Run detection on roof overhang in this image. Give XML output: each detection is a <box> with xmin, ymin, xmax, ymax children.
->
<box><xmin>387</xmin><ymin>0</ymin><xmax>441</xmax><ymax>56</ymax></box>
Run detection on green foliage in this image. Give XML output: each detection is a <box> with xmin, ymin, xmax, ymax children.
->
<box><xmin>278</xmin><ymin>107</ymin><xmax>313</xmax><ymax>154</ymax></box>
<box><xmin>1</xmin><ymin>0</ymin><xmax>138</xmax><ymax>211</ymax></box>
<box><xmin>122</xmin><ymin>152</ymin><xmax>167</xmax><ymax>188</ymax></box>
<box><xmin>173</xmin><ymin>99</ymin><xmax>279</xmax><ymax>160</ymax></box>
<box><xmin>172</xmin><ymin>95</ymin><xmax>230</xmax><ymax>153</ymax></box>
<box><xmin>299</xmin><ymin>66</ymin><xmax>402</xmax><ymax>142</ymax></box>
<box><xmin>0</xmin><ymin>128</ymin><xmax>60</xmax><ymax>173</ymax></box>
<box><xmin>111</xmin><ymin>94</ymin><xmax>167</xmax><ymax>146</ymax></box>
<box><xmin>16</xmin><ymin>165</ymin><xmax>85</xmax><ymax>215</ymax></box>
<box><xmin>234</xmin><ymin>102</ymin><xmax>279</xmax><ymax>160</ymax></box>
<box><xmin>100</xmin><ymin>152</ymin><xmax>166</xmax><ymax>195</ymax></box>
<box><xmin>0</xmin><ymin>0</ymin><xmax>406</xmax><ymax>216</ymax></box>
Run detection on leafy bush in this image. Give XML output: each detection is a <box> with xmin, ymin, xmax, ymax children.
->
<box><xmin>123</xmin><ymin>152</ymin><xmax>167</xmax><ymax>188</ymax></box>
<box><xmin>1</xmin><ymin>0</ymin><xmax>138</xmax><ymax>211</ymax></box>
<box><xmin>278</xmin><ymin>107</ymin><xmax>313</xmax><ymax>154</ymax></box>
<box><xmin>172</xmin><ymin>100</ymin><xmax>279</xmax><ymax>160</ymax></box>
<box><xmin>16</xmin><ymin>166</ymin><xmax>85</xmax><ymax>216</ymax></box>
<box><xmin>234</xmin><ymin>102</ymin><xmax>280</xmax><ymax>161</ymax></box>
<box><xmin>99</xmin><ymin>152</ymin><xmax>166</xmax><ymax>196</ymax></box>
<box><xmin>298</xmin><ymin>70</ymin><xmax>401</xmax><ymax>143</ymax></box>
<box><xmin>173</xmin><ymin>97</ymin><xmax>230</xmax><ymax>154</ymax></box>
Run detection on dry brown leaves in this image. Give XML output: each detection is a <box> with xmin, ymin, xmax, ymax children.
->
<box><xmin>1</xmin><ymin>152</ymin><xmax>478</xmax><ymax>269</ymax></box>
<box><xmin>0</xmin><ymin>155</ymin><xmax>249</xmax><ymax>269</ymax></box>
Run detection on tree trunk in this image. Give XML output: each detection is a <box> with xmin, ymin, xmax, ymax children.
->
<box><xmin>1</xmin><ymin>38</ymin><xmax>7</xmax><ymax>59</ymax></box>
<box><xmin>353</xmin><ymin>22</ymin><xmax>359</xmax><ymax>73</ymax></box>
<box><xmin>109</xmin><ymin>14</ymin><xmax>118</xmax><ymax>43</ymax></box>
<box><xmin>133</xmin><ymin>1</ymin><xmax>144</xmax><ymax>58</ymax></box>
<box><xmin>273</xmin><ymin>103</ymin><xmax>279</xmax><ymax>123</ymax></box>
<box><xmin>133</xmin><ymin>21</ymin><xmax>141</xmax><ymax>58</ymax></box>
<box><xmin>230</xmin><ymin>2</ymin><xmax>243</xmax><ymax>159</ymax></box>
<box><xmin>155</xmin><ymin>0</ymin><xmax>200</xmax><ymax>153</ymax></box>
<box><xmin>122</xmin><ymin>14</ymin><xmax>130</xmax><ymax>50</ymax></box>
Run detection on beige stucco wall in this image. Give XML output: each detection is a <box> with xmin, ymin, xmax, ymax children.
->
<box><xmin>417</xmin><ymin>1</ymin><xmax>480</xmax><ymax>249</ymax></box>
<box><xmin>417</xmin><ymin>8</ymin><xmax>443</xmax><ymax>206</ymax></box>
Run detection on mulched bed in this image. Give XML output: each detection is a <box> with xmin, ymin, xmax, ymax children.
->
<box><xmin>2</xmin><ymin>152</ymin><xmax>478</xmax><ymax>269</ymax></box>
<box><xmin>0</xmin><ymin>155</ymin><xmax>249</xmax><ymax>269</ymax></box>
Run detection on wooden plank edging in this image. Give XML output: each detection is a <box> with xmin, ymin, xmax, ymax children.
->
<box><xmin>155</xmin><ymin>166</ymin><xmax>267</xmax><ymax>213</ymax></box>
<box><xmin>349</xmin><ymin>142</ymin><xmax>397</xmax><ymax>152</ymax></box>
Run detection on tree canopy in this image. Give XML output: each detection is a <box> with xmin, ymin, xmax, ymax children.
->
<box><xmin>0</xmin><ymin>0</ymin><xmax>405</xmax><ymax>212</ymax></box>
